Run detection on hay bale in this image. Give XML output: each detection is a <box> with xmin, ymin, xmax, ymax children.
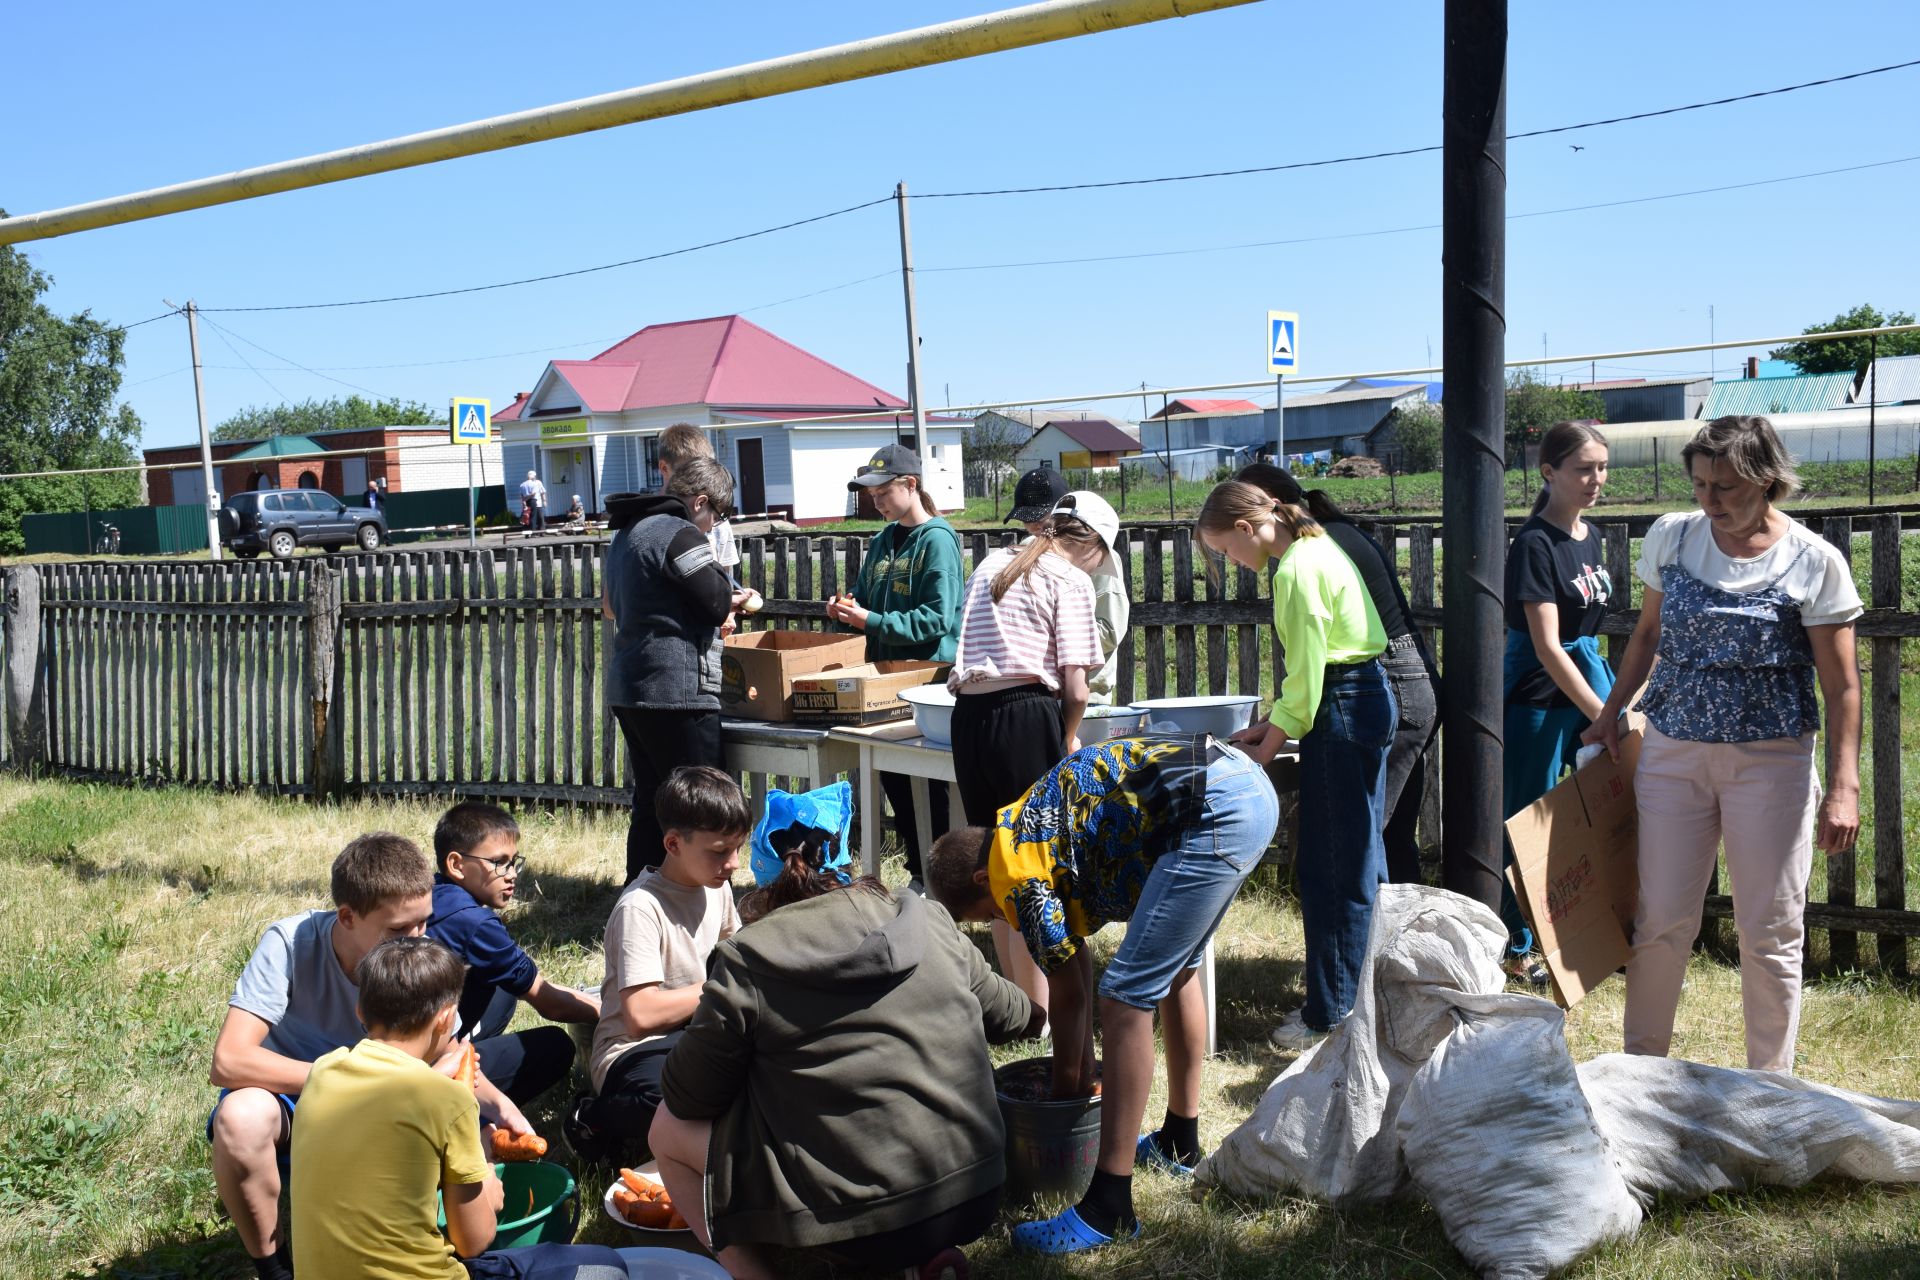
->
<box><xmin>1327</xmin><ymin>455</ymin><xmax>1386</xmax><ymax>478</ymax></box>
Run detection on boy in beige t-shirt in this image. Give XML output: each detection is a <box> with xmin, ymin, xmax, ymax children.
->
<box><xmin>569</xmin><ymin>765</ymin><xmax>745</xmax><ymax>1163</ymax></box>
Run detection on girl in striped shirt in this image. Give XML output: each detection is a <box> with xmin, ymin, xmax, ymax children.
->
<box><xmin>949</xmin><ymin>514</ymin><xmax>1109</xmax><ymax>1025</ymax></box>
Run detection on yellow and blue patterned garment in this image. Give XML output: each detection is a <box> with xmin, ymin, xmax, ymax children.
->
<box><xmin>987</xmin><ymin>734</ymin><xmax>1212</xmax><ymax>972</ymax></box>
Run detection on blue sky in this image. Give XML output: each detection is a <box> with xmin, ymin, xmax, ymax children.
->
<box><xmin>8</xmin><ymin>1</ymin><xmax>1919</xmax><ymax>450</ymax></box>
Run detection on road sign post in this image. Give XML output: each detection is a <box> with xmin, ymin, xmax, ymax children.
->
<box><xmin>452</xmin><ymin>397</ymin><xmax>491</xmax><ymax>546</ymax></box>
<box><xmin>1267</xmin><ymin>310</ymin><xmax>1298</xmax><ymax>459</ymax></box>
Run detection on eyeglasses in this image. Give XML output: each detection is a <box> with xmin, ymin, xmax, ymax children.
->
<box><xmin>462</xmin><ymin>852</ymin><xmax>525</xmax><ymax>877</ymax></box>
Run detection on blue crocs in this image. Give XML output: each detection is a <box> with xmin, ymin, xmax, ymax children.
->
<box><xmin>1009</xmin><ymin>1205</ymin><xmax>1141</xmax><ymax>1254</ymax></box>
<box><xmin>1135</xmin><ymin>1131</ymin><xmax>1197</xmax><ymax>1178</ymax></box>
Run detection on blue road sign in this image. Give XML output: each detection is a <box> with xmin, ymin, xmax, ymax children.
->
<box><xmin>451</xmin><ymin>396</ymin><xmax>491</xmax><ymax>444</ymax></box>
<box><xmin>1267</xmin><ymin>311</ymin><xmax>1299</xmax><ymax>374</ymax></box>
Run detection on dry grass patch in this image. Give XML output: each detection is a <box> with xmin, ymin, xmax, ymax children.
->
<box><xmin>1</xmin><ymin>777</ymin><xmax>1916</xmax><ymax>1278</ymax></box>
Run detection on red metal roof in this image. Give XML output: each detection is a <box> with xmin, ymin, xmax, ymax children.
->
<box><xmin>1149</xmin><ymin>397</ymin><xmax>1261</xmax><ymax>418</ymax></box>
<box><xmin>543</xmin><ymin>315</ymin><xmax>908</xmax><ymax>413</ymax></box>
<box><xmin>493</xmin><ymin>392</ymin><xmax>530</xmax><ymax>423</ymax></box>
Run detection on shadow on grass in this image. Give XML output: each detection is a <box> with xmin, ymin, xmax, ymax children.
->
<box><xmin>75</xmin><ymin>1228</ymin><xmax>254</xmax><ymax>1280</ymax></box>
<box><xmin>508</xmin><ymin>865</ymin><xmax>626</xmax><ymax>952</ymax></box>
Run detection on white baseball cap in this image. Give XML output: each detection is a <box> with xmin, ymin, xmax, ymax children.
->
<box><xmin>1050</xmin><ymin>491</ymin><xmax>1122</xmax><ymax>578</ymax></box>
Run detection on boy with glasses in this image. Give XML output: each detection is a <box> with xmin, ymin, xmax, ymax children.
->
<box><xmin>428</xmin><ymin>802</ymin><xmax>600</xmax><ymax>1105</ymax></box>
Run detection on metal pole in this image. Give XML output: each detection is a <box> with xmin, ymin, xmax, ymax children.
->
<box><xmin>1275</xmin><ymin>374</ymin><xmax>1285</xmax><ymax>460</ymax></box>
<box><xmin>1441</xmin><ymin>0</ymin><xmax>1507</xmax><ymax>912</ymax></box>
<box><xmin>895</xmin><ymin>182</ymin><xmax>930</xmax><ymax>463</ymax></box>
<box><xmin>184</xmin><ymin>302</ymin><xmax>223</xmax><ymax>560</ymax></box>
<box><xmin>1868</xmin><ymin>334</ymin><xmax>1878</xmax><ymax>504</ymax></box>
<box><xmin>1162</xmin><ymin>393</ymin><xmax>1175</xmax><ymax>521</ymax></box>
<box><xmin>468</xmin><ymin>445</ymin><xmax>478</xmax><ymax>546</ymax></box>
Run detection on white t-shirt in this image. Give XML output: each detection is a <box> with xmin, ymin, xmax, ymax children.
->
<box><xmin>1635</xmin><ymin>511</ymin><xmax>1863</xmax><ymax>627</ymax></box>
<box><xmin>708</xmin><ymin>518</ymin><xmax>740</xmax><ymax>569</ymax></box>
<box><xmin>589</xmin><ymin>869</ymin><xmax>740</xmax><ymax>1091</ymax></box>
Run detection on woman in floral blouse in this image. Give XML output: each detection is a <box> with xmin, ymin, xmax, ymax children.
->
<box><xmin>1585</xmin><ymin>415</ymin><xmax>1861</xmax><ymax>1073</ymax></box>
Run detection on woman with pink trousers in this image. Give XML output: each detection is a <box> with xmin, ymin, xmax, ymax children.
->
<box><xmin>1585</xmin><ymin>415</ymin><xmax>1861</xmax><ymax>1073</ymax></box>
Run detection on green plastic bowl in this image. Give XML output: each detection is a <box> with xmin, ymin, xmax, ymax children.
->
<box><xmin>438</xmin><ymin>1160</ymin><xmax>578</xmax><ymax>1250</ymax></box>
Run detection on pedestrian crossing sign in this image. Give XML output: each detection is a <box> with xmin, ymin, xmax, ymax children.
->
<box><xmin>1267</xmin><ymin>311</ymin><xmax>1299</xmax><ymax>374</ymax></box>
<box><xmin>451</xmin><ymin>397</ymin><xmax>491</xmax><ymax>444</ymax></box>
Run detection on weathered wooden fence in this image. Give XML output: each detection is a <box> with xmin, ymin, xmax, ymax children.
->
<box><xmin>2</xmin><ymin>514</ymin><xmax>1915</xmax><ymax>970</ymax></box>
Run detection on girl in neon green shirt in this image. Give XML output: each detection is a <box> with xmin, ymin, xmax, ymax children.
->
<box><xmin>1198</xmin><ymin>480</ymin><xmax>1397</xmax><ymax>1048</ymax></box>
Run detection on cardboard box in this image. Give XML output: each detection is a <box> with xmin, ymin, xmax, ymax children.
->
<box><xmin>719</xmin><ymin>630</ymin><xmax>868</xmax><ymax>723</ymax></box>
<box><xmin>1503</xmin><ymin>728</ymin><xmax>1644</xmax><ymax>1009</ymax></box>
<box><xmin>790</xmin><ymin>661</ymin><xmax>951</xmax><ymax>726</ymax></box>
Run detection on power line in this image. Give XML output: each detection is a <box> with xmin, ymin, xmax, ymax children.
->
<box><xmin>917</xmin><ymin>56</ymin><xmax>1920</xmax><ymax>197</ymax></box>
<box><xmin>197</xmin><ymin>315</ymin><xmax>397</xmax><ymax>399</ymax></box>
<box><xmin>199</xmin><ymin>197</ymin><xmax>893</xmax><ymax>314</ymax></box>
<box><xmin>203</xmin><ymin>321</ymin><xmax>295</xmax><ymax>404</ymax></box>
<box><xmin>919</xmin><ymin>153</ymin><xmax>1920</xmax><ymax>273</ymax></box>
<box><xmin>103</xmin><ymin>309</ymin><xmax>180</xmax><ymax>336</ymax></box>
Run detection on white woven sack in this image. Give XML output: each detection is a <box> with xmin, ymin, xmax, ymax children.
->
<box><xmin>1397</xmin><ymin>1000</ymin><xmax>1642</xmax><ymax>1280</ymax></box>
<box><xmin>1577</xmin><ymin>1053</ymin><xmax>1920</xmax><ymax>1202</ymax></box>
<box><xmin>1196</xmin><ymin>884</ymin><xmax>1508</xmax><ymax>1204</ymax></box>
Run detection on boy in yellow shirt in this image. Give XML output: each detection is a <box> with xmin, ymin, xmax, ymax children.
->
<box><xmin>292</xmin><ymin>937</ymin><xmax>646</xmax><ymax>1279</ymax></box>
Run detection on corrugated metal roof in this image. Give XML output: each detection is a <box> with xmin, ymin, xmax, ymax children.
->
<box><xmin>227</xmin><ymin>434</ymin><xmax>323</xmax><ymax>460</ymax></box>
<box><xmin>1859</xmin><ymin>355</ymin><xmax>1920</xmax><ymax>405</ymax></box>
<box><xmin>1701</xmin><ymin>372</ymin><xmax>1854</xmax><ymax>418</ymax></box>
<box><xmin>1047</xmin><ymin>417</ymin><xmax>1140</xmax><ymax>453</ymax></box>
<box><xmin>1148</xmin><ymin>398</ymin><xmax>1261</xmax><ymax>419</ymax></box>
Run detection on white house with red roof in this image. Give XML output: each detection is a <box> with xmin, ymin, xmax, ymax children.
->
<box><xmin>493</xmin><ymin>315</ymin><xmax>965</xmax><ymax>523</ymax></box>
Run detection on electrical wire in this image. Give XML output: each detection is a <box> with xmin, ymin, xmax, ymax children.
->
<box><xmin>918</xmin><ymin>153</ymin><xmax>1920</xmax><ymax>273</ymax></box>
<box><xmin>198</xmin><ymin>314</ymin><xmax>397</xmax><ymax>399</ymax></box>
<box><xmin>203</xmin><ymin>320</ymin><xmax>294</xmax><ymax>405</ymax></box>
<box><xmin>103</xmin><ymin>309</ymin><xmax>180</xmax><ymax>335</ymax></box>
<box><xmin>917</xmin><ymin>56</ymin><xmax>1920</xmax><ymax>198</ymax></box>
<box><xmin>198</xmin><ymin>196</ymin><xmax>893</xmax><ymax>314</ymax></box>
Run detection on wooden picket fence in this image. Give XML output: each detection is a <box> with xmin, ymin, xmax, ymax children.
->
<box><xmin>2</xmin><ymin>515</ymin><xmax>1915</xmax><ymax>970</ymax></box>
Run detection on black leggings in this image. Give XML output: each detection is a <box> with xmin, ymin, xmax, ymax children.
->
<box><xmin>812</xmin><ymin>1185</ymin><xmax>1002</xmax><ymax>1270</ymax></box>
<box><xmin>613</xmin><ymin>707</ymin><xmax>722</xmax><ymax>882</ymax></box>
<box><xmin>951</xmin><ymin>684</ymin><xmax>1065</xmax><ymax>826</ymax></box>
<box><xmin>878</xmin><ymin>770</ymin><xmax>949</xmax><ymax>881</ymax></box>
<box><xmin>585</xmin><ymin>1033</ymin><xmax>682</xmax><ymax>1160</ymax></box>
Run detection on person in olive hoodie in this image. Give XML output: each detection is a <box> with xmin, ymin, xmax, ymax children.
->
<box><xmin>603</xmin><ymin>457</ymin><xmax>752</xmax><ymax>883</ymax></box>
<box><xmin>647</xmin><ymin>840</ymin><xmax>1040</xmax><ymax>1280</ymax></box>
<box><xmin>826</xmin><ymin>444</ymin><xmax>964</xmax><ymax>886</ymax></box>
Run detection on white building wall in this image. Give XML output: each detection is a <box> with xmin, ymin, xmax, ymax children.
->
<box><xmin>398</xmin><ymin>440</ymin><xmax>504</xmax><ymax>492</ymax></box>
<box><xmin>787</xmin><ymin>426</ymin><xmax>966</xmax><ymax>522</ymax></box>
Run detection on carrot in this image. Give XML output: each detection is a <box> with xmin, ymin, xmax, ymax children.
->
<box><xmin>489</xmin><ymin>1129</ymin><xmax>549</xmax><ymax>1162</ymax></box>
<box><xmin>628</xmin><ymin>1200</ymin><xmax>673</xmax><ymax>1229</ymax></box>
<box><xmin>666</xmin><ymin>1211</ymin><xmax>688</xmax><ymax>1231</ymax></box>
<box><xmin>453</xmin><ymin>1042</ymin><xmax>477</xmax><ymax>1091</ymax></box>
<box><xmin>618</xmin><ymin>1168</ymin><xmax>655</xmax><ymax>1196</ymax></box>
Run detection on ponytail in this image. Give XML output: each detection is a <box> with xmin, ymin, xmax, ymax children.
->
<box><xmin>1235</xmin><ymin>461</ymin><xmax>1350</xmax><ymax>526</ymax></box>
<box><xmin>990</xmin><ymin>514</ymin><xmax>1108</xmax><ymax>603</ymax></box>
<box><xmin>1195</xmin><ymin>480</ymin><xmax>1322</xmax><ymax>542</ymax></box>
<box><xmin>738</xmin><ymin>831</ymin><xmax>890</xmax><ymax>926</ymax></box>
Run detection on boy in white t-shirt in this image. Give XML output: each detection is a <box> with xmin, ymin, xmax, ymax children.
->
<box><xmin>567</xmin><ymin>766</ymin><xmax>745</xmax><ymax>1164</ymax></box>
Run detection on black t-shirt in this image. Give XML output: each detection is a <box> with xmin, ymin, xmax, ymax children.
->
<box><xmin>1504</xmin><ymin>516</ymin><xmax>1612</xmax><ymax>640</ymax></box>
<box><xmin>1324</xmin><ymin>521</ymin><xmax>1412</xmax><ymax>640</ymax></box>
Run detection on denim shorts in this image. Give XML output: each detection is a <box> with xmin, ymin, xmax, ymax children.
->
<box><xmin>1097</xmin><ymin>746</ymin><xmax>1280</xmax><ymax>1010</ymax></box>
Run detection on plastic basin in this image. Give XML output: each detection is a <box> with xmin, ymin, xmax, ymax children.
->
<box><xmin>437</xmin><ymin>1160</ymin><xmax>577</xmax><ymax>1250</ymax></box>
<box><xmin>1132</xmin><ymin>695</ymin><xmax>1259</xmax><ymax>738</ymax></box>
<box><xmin>1078</xmin><ymin>704</ymin><xmax>1148</xmax><ymax>742</ymax></box>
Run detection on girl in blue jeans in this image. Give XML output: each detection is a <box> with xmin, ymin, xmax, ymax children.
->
<box><xmin>1199</xmin><ymin>480</ymin><xmax>1396</xmax><ymax>1052</ymax></box>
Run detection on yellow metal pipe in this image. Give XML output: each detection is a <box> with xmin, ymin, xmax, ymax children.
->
<box><xmin>0</xmin><ymin>0</ymin><xmax>1258</xmax><ymax>245</ymax></box>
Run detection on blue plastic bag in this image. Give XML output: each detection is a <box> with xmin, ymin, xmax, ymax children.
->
<box><xmin>750</xmin><ymin>780</ymin><xmax>854</xmax><ymax>887</ymax></box>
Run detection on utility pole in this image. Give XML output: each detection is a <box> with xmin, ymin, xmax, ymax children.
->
<box><xmin>895</xmin><ymin>182</ymin><xmax>929</xmax><ymax>463</ymax></box>
<box><xmin>173</xmin><ymin>300</ymin><xmax>223</xmax><ymax>560</ymax></box>
<box><xmin>1440</xmin><ymin>0</ymin><xmax>1507</xmax><ymax>913</ymax></box>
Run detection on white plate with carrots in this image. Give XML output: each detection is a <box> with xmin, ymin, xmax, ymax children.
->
<box><xmin>602</xmin><ymin>1162</ymin><xmax>693</xmax><ymax>1237</ymax></box>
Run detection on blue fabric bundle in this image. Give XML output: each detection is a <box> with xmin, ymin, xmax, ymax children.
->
<box><xmin>749</xmin><ymin>780</ymin><xmax>854</xmax><ymax>887</ymax></box>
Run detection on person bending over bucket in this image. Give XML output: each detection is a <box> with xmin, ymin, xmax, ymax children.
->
<box><xmin>926</xmin><ymin>733</ymin><xmax>1279</xmax><ymax>1254</ymax></box>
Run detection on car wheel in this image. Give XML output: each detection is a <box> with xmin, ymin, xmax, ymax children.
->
<box><xmin>356</xmin><ymin>523</ymin><xmax>382</xmax><ymax>551</ymax></box>
<box><xmin>269</xmin><ymin>530</ymin><xmax>296</xmax><ymax>559</ymax></box>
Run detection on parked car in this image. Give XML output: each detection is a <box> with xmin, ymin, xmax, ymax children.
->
<box><xmin>218</xmin><ymin>489</ymin><xmax>386</xmax><ymax>559</ymax></box>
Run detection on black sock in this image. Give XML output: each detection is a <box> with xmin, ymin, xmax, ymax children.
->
<box><xmin>251</xmin><ymin>1248</ymin><xmax>294</xmax><ymax>1280</ymax></box>
<box><xmin>1075</xmin><ymin>1169</ymin><xmax>1136</xmax><ymax>1238</ymax></box>
<box><xmin>1157</xmin><ymin>1110</ymin><xmax>1202</xmax><ymax>1166</ymax></box>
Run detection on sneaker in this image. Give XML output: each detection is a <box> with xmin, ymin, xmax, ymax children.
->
<box><xmin>1268</xmin><ymin>1010</ymin><xmax>1328</xmax><ymax>1052</ymax></box>
<box><xmin>1135</xmin><ymin>1131</ymin><xmax>1197</xmax><ymax>1178</ymax></box>
<box><xmin>905</xmin><ymin>1246</ymin><xmax>970</xmax><ymax>1280</ymax></box>
<box><xmin>561</xmin><ymin>1094</ymin><xmax>612</xmax><ymax>1166</ymax></box>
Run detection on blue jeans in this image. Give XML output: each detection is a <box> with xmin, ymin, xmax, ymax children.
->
<box><xmin>1097</xmin><ymin>748</ymin><xmax>1280</xmax><ymax>1010</ymax></box>
<box><xmin>1295</xmin><ymin>660</ymin><xmax>1397</xmax><ymax>1030</ymax></box>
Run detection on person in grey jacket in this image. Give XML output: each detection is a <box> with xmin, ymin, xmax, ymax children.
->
<box><xmin>649</xmin><ymin>846</ymin><xmax>1041</xmax><ymax>1280</ymax></box>
<box><xmin>603</xmin><ymin>458</ymin><xmax>747</xmax><ymax>882</ymax></box>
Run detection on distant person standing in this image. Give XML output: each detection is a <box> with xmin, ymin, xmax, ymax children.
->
<box><xmin>364</xmin><ymin>476</ymin><xmax>385</xmax><ymax>513</ymax></box>
<box><xmin>519</xmin><ymin>471</ymin><xmax>548</xmax><ymax>531</ymax></box>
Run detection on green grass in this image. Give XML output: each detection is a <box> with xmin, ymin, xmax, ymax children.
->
<box><xmin>3</xmin><ymin>777</ymin><xmax>1919</xmax><ymax>1279</ymax></box>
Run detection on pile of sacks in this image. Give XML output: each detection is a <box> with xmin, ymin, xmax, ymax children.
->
<box><xmin>1196</xmin><ymin>884</ymin><xmax>1920</xmax><ymax>1279</ymax></box>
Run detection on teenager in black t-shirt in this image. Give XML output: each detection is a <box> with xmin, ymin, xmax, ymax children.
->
<box><xmin>1501</xmin><ymin>422</ymin><xmax>1615</xmax><ymax>971</ymax></box>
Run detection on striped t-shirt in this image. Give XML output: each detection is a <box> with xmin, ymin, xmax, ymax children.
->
<box><xmin>950</xmin><ymin>545</ymin><xmax>1101</xmax><ymax>692</ymax></box>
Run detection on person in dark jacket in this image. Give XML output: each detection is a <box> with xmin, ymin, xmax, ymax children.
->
<box><xmin>603</xmin><ymin>457</ymin><xmax>750</xmax><ymax>882</ymax></box>
<box><xmin>648</xmin><ymin>840</ymin><xmax>1039</xmax><ymax>1280</ymax></box>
